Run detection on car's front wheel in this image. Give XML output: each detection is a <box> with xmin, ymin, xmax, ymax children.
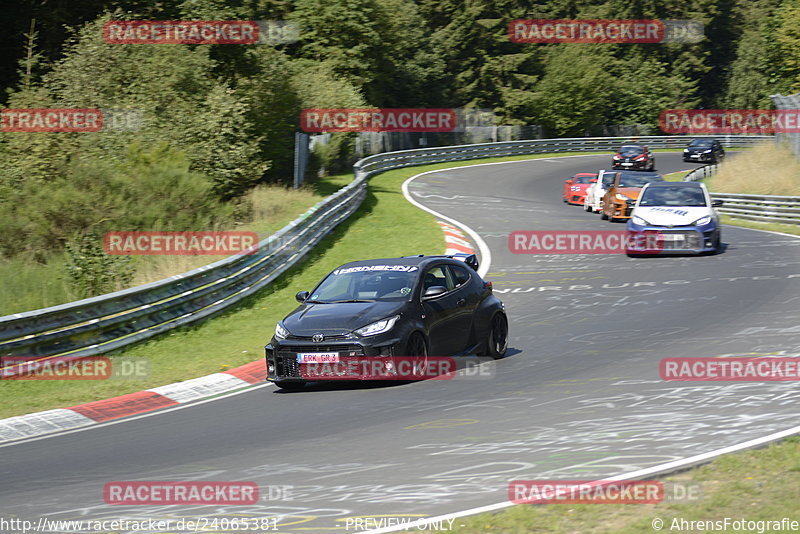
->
<box><xmin>486</xmin><ymin>313</ymin><xmax>508</xmax><ymax>359</ymax></box>
<box><xmin>275</xmin><ymin>380</ymin><xmax>305</xmax><ymax>391</ymax></box>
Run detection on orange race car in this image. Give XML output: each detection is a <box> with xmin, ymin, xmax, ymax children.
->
<box><xmin>600</xmin><ymin>171</ymin><xmax>664</xmax><ymax>222</ymax></box>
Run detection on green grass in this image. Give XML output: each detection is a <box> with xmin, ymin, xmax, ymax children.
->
<box><xmin>450</xmin><ymin>437</ymin><xmax>800</xmax><ymax>533</ymax></box>
<box><xmin>719</xmin><ymin>215</ymin><xmax>800</xmax><ymax>237</ymax></box>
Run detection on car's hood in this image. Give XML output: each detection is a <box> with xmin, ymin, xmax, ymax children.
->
<box><xmin>282</xmin><ymin>300</ymin><xmax>407</xmax><ymax>336</ymax></box>
<box><xmin>685</xmin><ymin>147</ymin><xmax>711</xmax><ymax>153</ymax></box>
<box><xmin>633</xmin><ymin>206</ymin><xmax>712</xmax><ymax>226</ymax></box>
<box><xmin>615</xmin><ymin>187</ymin><xmax>644</xmax><ymax>199</ymax></box>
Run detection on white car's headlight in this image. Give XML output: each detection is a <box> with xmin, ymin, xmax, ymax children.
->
<box><xmin>275</xmin><ymin>322</ymin><xmax>289</xmax><ymax>340</ymax></box>
<box><xmin>355</xmin><ymin>315</ymin><xmax>399</xmax><ymax>337</ymax></box>
<box><xmin>631</xmin><ymin>215</ymin><xmax>649</xmax><ymax>226</ymax></box>
<box><xmin>615</xmin><ymin>194</ymin><xmax>630</xmax><ymax>201</ymax></box>
<box><xmin>693</xmin><ymin>215</ymin><xmax>712</xmax><ymax>226</ymax></box>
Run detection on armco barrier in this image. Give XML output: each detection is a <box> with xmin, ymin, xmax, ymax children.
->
<box><xmin>0</xmin><ymin>135</ymin><xmax>773</xmax><ymax>373</ymax></box>
<box><xmin>684</xmin><ymin>163</ymin><xmax>800</xmax><ymax>224</ymax></box>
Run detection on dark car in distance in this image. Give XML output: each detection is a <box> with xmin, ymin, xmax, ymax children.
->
<box><xmin>683</xmin><ymin>138</ymin><xmax>725</xmax><ymax>163</ymax></box>
<box><xmin>265</xmin><ymin>254</ymin><xmax>508</xmax><ymax>390</ymax></box>
<box><xmin>612</xmin><ymin>144</ymin><xmax>655</xmax><ymax>171</ymax></box>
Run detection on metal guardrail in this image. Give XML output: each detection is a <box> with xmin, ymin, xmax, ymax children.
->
<box><xmin>683</xmin><ymin>163</ymin><xmax>800</xmax><ymax>224</ymax></box>
<box><xmin>0</xmin><ymin>134</ymin><xmax>776</xmax><ymax>373</ymax></box>
<box><xmin>683</xmin><ymin>163</ymin><xmax>719</xmax><ymax>182</ymax></box>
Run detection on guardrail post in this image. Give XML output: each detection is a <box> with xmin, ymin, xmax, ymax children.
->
<box><xmin>293</xmin><ymin>132</ymin><xmax>309</xmax><ymax>189</ymax></box>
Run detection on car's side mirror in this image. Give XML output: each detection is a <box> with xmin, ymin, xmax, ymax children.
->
<box><xmin>565</xmin><ymin>180</ymin><xmax>573</xmax><ymax>184</ymax></box>
<box><xmin>423</xmin><ymin>286</ymin><xmax>448</xmax><ymax>299</ymax></box>
<box><xmin>712</xmin><ymin>199</ymin><xmax>723</xmax><ymax>207</ymax></box>
<box><xmin>296</xmin><ymin>291</ymin><xmax>310</xmax><ymax>303</ymax></box>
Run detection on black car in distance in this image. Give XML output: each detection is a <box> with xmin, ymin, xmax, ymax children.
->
<box><xmin>683</xmin><ymin>138</ymin><xmax>725</xmax><ymax>163</ymax></box>
<box><xmin>265</xmin><ymin>254</ymin><xmax>508</xmax><ymax>390</ymax></box>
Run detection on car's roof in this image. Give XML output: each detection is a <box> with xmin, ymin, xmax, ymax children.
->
<box><xmin>335</xmin><ymin>255</ymin><xmax>462</xmax><ymax>270</ymax></box>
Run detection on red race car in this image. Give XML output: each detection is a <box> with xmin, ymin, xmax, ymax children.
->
<box><xmin>563</xmin><ymin>173</ymin><xmax>598</xmax><ymax>205</ymax></box>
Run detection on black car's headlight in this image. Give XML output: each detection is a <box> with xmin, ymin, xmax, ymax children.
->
<box><xmin>703</xmin><ymin>149</ymin><xmax>712</xmax><ymax>153</ymax></box>
<box><xmin>613</xmin><ymin>155</ymin><xmax>621</xmax><ymax>160</ymax></box>
<box><xmin>275</xmin><ymin>322</ymin><xmax>289</xmax><ymax>340</ymax></box>
<box><xmin>354</xmin><ymin>315</ymin><xmax>400</xmax><ymax>337</ymax></box>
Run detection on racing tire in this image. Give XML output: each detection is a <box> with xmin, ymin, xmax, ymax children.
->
<box><xmin>402</xmin><ymin>332</ymin><xmax>430</xmax><ymax>381</ymax></box>
<box><xmin>584</xmin><ymin>203</ymin><xmax>592</xmax><ymax>212</ymax></box>
<box><xmin>600</xmin><ymin>211</ymin><xmax>609</xmax><ymax>220</ymax></box>
<box><xmin>275</xmin><ymin>380</ymin><xmax>305</xmax><ymax>391</ymax></box>
<box><xmin>480</xmin><ymin>313</ymin><xmax>508</xmax><ymax>360</ymax></box>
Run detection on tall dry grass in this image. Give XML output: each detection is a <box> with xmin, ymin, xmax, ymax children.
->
<box><xmin>130</xmin><ymin>184</ymin><xmax>322</xmax><ymax>287</ymax></box>
<box><xmin>708</xmin><ymin>143</ymin><xmax>800</xmax><ymax>195</ymax></box>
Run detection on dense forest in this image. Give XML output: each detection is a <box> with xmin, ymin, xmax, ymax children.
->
<box><xmin>1</xmin><ymin>0</ymin><xmax>798</xmax><ymax>271</ymax></box>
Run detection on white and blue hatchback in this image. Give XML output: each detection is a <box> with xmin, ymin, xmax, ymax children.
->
<box><xmin>626</xmin><ymin>182</ymin><xmax>723</xmax><ymax>254</ymax></box>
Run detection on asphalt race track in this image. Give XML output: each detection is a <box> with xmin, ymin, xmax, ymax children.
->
<box><xmin>2</xmin><ymin>152</ymin><xmax>800</xmax><ymax>533</ymax></box>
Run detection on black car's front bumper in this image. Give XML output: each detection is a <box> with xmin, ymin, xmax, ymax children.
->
<box><xmin>612</xmin><ymin>159</ymin><xmax>649</xmax><ymax>170</ymax></box>
<box><xmin>265</xmin><ymin>334</ymin><xmax>405</xmax><ymax>382</ymax></box>
<box><xmin>683</xmin><ymin>151</ymin><xmax>718</xmax><ymax>162</ymax></box>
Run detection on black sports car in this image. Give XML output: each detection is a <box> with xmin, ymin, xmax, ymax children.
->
<box><xmin>265</xmin><ymin>254</ymin><xmax>508</xmax><ymax>390</ymax></box>
<box><xmin>683</xmin><ymin>138</ymin><xmax>725</xmax><ymax>163</ymax></box>
<box><xmin>612</xmin><ymin>144</ymin><xmax>655</xmax><ymax>171</ymax></box>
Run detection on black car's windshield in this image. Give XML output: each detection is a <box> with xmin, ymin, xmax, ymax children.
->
<box><xmin>619</xmin><ymin>145</ymin><xmax>644</xmax><ymax>156</ymax></box>
<box><xmin>617</xmin><ymin>173</ymin><xmax>663</xmax><ymax>187</ymax></box>
<box><xmin>309</xmin><ymin>265</ymin><xmax>419</xmax><ymax>302</ymax></box>
<box><xmin>689</xmin><ymin>139</ymin><xmax>714</xmax><ymax>147</ymax></box>
<box><xmin>639</xmin><ymin>187</ymin><xmax>708</xmax><ymax>207</ymax></box>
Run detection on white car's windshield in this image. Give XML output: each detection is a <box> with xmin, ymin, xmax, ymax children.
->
<box><xmin>639</xmin><ymin>187</ymin><xmax>708</xmax><ymax>207</ymax></box>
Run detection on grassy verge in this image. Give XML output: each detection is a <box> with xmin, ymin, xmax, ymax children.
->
<box><xmin>0</xmin><ymin>183</ymin><xmax>341</xmax><ymax>316</ymax></box>
<box><xmin>451</xmin><ymin>437</ymin><xmax>800</xmax><ymax>533</ymax></box>
<box><xmin>0</xmin><ymin>151</ymin><xmax>619</xmax><ymax>419</ymax></box>
<box><xmin>720</xmin><ymin>215</ymin><xmax>800</xmax><ymax>238</ymax></box>
<box><xmin>707</xmin><ymin>143</ymin><xmax>800</xmax><ymax>196</ymax></box>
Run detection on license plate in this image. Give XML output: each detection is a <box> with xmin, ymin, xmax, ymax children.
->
<box><xmin>691</xmin><ymin>154</ymin><xmax>700</xmax><ymax>158</ymax></box>
<box><xmin>297</xmin><ymin>353</ymin><xmax>339</xmax><ymax>363</ymax></box>
<box><xmin>662</xmin><ymin>234</ymin><xmax>685</xmax><ymax>242</ymax></box>
<box><xmin>621</xmin><ymin>162</ymin><xmax>633</xmax><ymax>166</ymax></box>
